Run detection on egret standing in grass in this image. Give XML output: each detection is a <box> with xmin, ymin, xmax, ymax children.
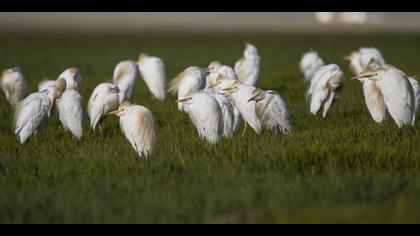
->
<box><xmin>1</xmin><ymin>67</ymin><xmax>27</xmax><ymax>107</ymax></box>
<box><xmin>352</xmin><ymin>65</ymin><xmax>415</xmax><ymax>128</ymax></box>
<box><xmin>59</xmin><ymin>68</ymin><xmax>83</xmax><ymax>93</ymax></box>
<box><xmin>235</xmin><ymin>43</ymin><xmax>261</xmax><ymax>87</ymax></box>
<box><xmin>88</xmin><ymin>83</ymin><xmax>120</xmax><ymax>132</ymax></box>
<box><xmin>107</xmin><ymin>101</ymin><xmax>156</xmax><ymax>158</ymax></box>
<box><xmin>169</xmin><ymin>66</ymin><xmax>208</xmax><ymax>112</ymax></box>
<box><xmin>307</xmin><ymin>64</ymin><xmax>344</xmax><ymax>118</ymax></box>
<box><xmin>137</xmin><ymin>53</ymin><xmax>166</xmax><ymax>101</ymax></box>
<box><xmin>56</xmin><ymin>79</ymin><xmax>85</xmax><ymax>139</ymax></box>
<box><xmin>248</xmin><ymin>88</ymin><xmax>293</xmax><ymax>135</ymax></box>
<box><xmin>176</xmin><ymin>91</ymin><xmax>223</xmax><ymax>144</ymax></box>
<box><xmin>113</xmin><ymin>60</ymin><xmax>139</xmax><ymax>103</ymax></box>
<box><xmin>14</xmin><ymin>85</ymin><xmax>63</xmax><ymax>144</ymax></box>
<box><xmin>38</xmin><ymin>79</ymin><xmax>57</xmax><ymax>92</ymax></box>
<box><xmin>299</xmin><ymin>50</ymin><xmax>325</xmax><ymax>81</ymax></box>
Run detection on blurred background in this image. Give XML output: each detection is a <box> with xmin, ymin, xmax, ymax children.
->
<box><xmin>0</xmin><ymin>12</ymin><xmax>420</xmax><ymax>34</ymax></box>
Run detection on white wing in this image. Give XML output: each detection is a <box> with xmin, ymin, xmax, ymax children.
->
<box><xmin>57</xmin><ymin>90</ymin><xmax>85</xmax><ymax>139</ymax></box>
<box><xmin>139</xmin><ymin>57</ymin><xmax>166</xmax><ymax>101</ymax></box>
<box><xmin>210</xmin><ymin>92</ymin><xmax>235</xmax><ymax>138</ymax></box>
<box><xmin>88</xmin><ymin>83</ymin><xmax>119</xmax><ymax>129</ymax></box>
<box><xmin>230</xmin><ymin>84</ymin><xmax>261</xmax><ymax>134</ymax></box>
<box><xmin>235</xmin><ymin>59</ymin><xmax>260</xmax><ymax>86</ymax></box>
<box><xmin>408</xmin><ymin>76</ymin><xmax>420</xmax><ymax>124</ymax></box>
<box><xmin>362</xmin><ymin>80</ymin><xmax>386</xmax><ymax>123</ymax></box>
<box><xmin>259</xmin><ymin>92</ymin><xmax>293</xmax><ymax>134</ymax></box>
<box><xmin>308</xmin><ymin>69</ymin><xmax>330</xmax><ymax>115</ymax></box>
<box><xmin>113</xmin><ymin>61</ymin><xmax>138</xmax><ymax>102</ymax></box>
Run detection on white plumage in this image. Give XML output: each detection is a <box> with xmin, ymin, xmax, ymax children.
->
<box><xmin>56</xmin><ymin>87</ymin><xmax>85</xmax><ymax>139</ymax></box>
<box><xmin>248</xmin><ymin>89</ymin><xmax>293</xmax><ymax>134</ymax></box>
<box><xmin>178</xmin><ymin>91</ymin><xmax>223</xmax><ymax>144</ymax></box>
<box><xmin>234</xmin><ymin>43</ymin><xmax>260</xmax><ymax>87</ymax></box>
<box><xmin>108</xmin><ymin>101</ymin><xmax>156</xmax><ymax>158</ymax></box>
<box><xmin>209</xmin><ymin>92</ymin><xmax>235</xmax><ymax>138</ymax></box>
<box><xmin>113</xmin><ymin>60</ymin><xmax>139</xmax><ymax>103</ymax></box>
<box><xmin>38</xmin><ymin>79</ymin><xmax>57</xmax><ymax>92</ymax></box>
<box><xmin>299</xmin><ymin>50</ymin><xmax>325</xmax><ymax>81</ymax></box>
<box><xmin>1</xmin><ymin>67</ymin><xmax>28</xmax><ymax>107</ymax></box>
<box><xmin>137</xmin><ymin>53</ymin><xmax>166</xmax><ymax>101</ymax></box>
<box><xmin>14</xmin><ymin>86</ymin><xmax>61</xmax><ymax>144</ymax></box>
<box><xmin>345</xmin><ymin>47</ymin><xmax>385</xmax><ymax>75</ymax></box>
<box><xmin>307</xmin><ymin>64</ymin><xmax>344</xmax><ymax>118</ymax></box>
<box><xmin>87</xmin><ymin>83</ymin><xmax>120</xmax><ymax>130</ymax></box>
<box><xmin>58</xmin><ymin>68</ymin><xmax>83</xmax><ymax>93</ymax></box>
<box><xmin>408</xmin><ymin>76</ymin><xmax>420</xmax><ymax>124</ymax></box>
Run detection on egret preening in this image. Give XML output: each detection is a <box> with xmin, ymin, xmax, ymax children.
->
<box><xmin>307</xmin><ymin>64</ymin><xmax>344</xmax><ymax>118</ymax></box>
<box><xmin>1</xmin><ymin>67</ymin><xmax>27</xmax><ymax>107</ymax></box>
<box><xmin>137</xmin><ymin>53</ymin><xmax>166</xmax><ymax>101</ymax></box>
<box><xmin>107</xmin><ymin>101</ymin><xmax>156</xmax><ymax>158</ymax></box>
<box><xmin>56</xmin><ymin>79</ymin><xmax>85</xmax><ymax>139</ymax></box>
<box><xmin>344</xmin><ymin>47</ymin><xmax>385</xmax><ymax>75</ymax></box>
<box><xmin>206</xmin><ymin>62</ymin><xmax>237</xmax><ymax>90</ymax></box>
<box><xmin>58</xmin><ymin>68</ymin><xmax>83</xmax><ymax>93</ymax></box>
<box><xmin>299</xmin><ymin>50</ymin><xmax>325</xmax><ymax>81</ymax></box>
<box><xmin>352</xmin><ymin>65</ymin><xmax>415</xmax><ymax>128</ymax></box>
<box><xmin>88</xmin><ymin>83</ymin><xmax>120</xmax><ymax>131</ymax></box>
<box><xmin>38</xmin><ymin>79</ymin><xmax>57</xmax><ymax>92</ymax></box>
<box><xmin>14</xmin><ymin>85</ymin><xmax>63</xmax><ymax>144</ymax></box>
<box><xmin>235</xmin><ymin>43</ymin><xmax>260</xmax><ymax>87</ymax></box>
<box><xmin>168</xmin><ymin>66</ymin><xmax>208</xmax><ymax>112</ymax></box>
<box><xmin>113</xmin><ymin>60</ymin><xmax>139</xmax><ymax>103</ymax></box>
<box><xmin>176</xmin><ymin>91</ymin><xmax>223</xmax><ymax>144</ymax></box>
<box><xmin>248</xmin><ymin>89</ymin><xmax>293</xmax><ymax>135</ymax></box>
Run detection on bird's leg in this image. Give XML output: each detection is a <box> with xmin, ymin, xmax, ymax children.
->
<box><xmin>242</xmin><ymin>122</ymin><xmax>248</xmax><ymax>137</ymax></box>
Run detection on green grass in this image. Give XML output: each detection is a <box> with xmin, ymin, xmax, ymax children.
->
<box><xmin>1</xmin><ymin>33</ymin><xmax>420</xmax><ymax>223</ymax></box>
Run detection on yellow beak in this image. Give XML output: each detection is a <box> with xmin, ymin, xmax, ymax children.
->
<box><xmin>175</xmin><ymin>97</ymin><xmax>192</xmax><ymax>103</ymax></box>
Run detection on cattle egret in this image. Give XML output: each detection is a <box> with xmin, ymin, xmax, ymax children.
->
<box><xmin>14</xmin><ymin>86</ymin><xmax>63</xmax><ymax>144</ymax></box>
<box><xmin>137</xmin><ymin>53</ymin><xmax>166</xmax><ymax>101</ymax></box>
<box><xmin>248</xmin><ymin>89</ymin><xmax>293</xmax><ymax>134</ymax></box>
<box><xmin>38</xmin><ymin>79</ymin><xmax>56</xmax><ymax>92</ymax></box>
<box><xmin>169</xmin><ymin>66</ymin><xmax>208</xmax><ymax>112</ymax></box>
<box><xmin>206</xmin><ymin>61</ymin><xmax>237</xmax><ymax>90</ymax></box>
<box><xmin>1</xmin><ymin>67</ymin><xmax>27</xmax><ymax>107</ymax></box>
<box><xmin>113</xmin><ymin>60</ymin><xmax>139</xmax><ymax>103</ymax></box>
<box><xmin>344</xmin><ymin>47</ymin><xmax>385</xmax><ymax>75</ymax></box>
<box><xmin>235</xmin><ymin>43</ymin><xmax>261</xmax><ymax>86</ymax></box>
<box><xmin>308</xmin><ymin>64</ymin><xmax>344</xmax><ymax>118</ymax></box>
<box><xmin>55</xmin><ymin>79</ymin><xmax>85</xmax><ymax>139</ymax></box>
<box><xmin>352</xmin><ymin>65</ymin><xmax>415</xmax><ymax>128</ymax></box>
<box><xmin>176</xmin><ymin>91</ymin><xmax>223</xmax><ymax>144</ymax></box>
<box><xmin>107</xmin><ymin>101</ymin><xmax>156</xmax><ymax>158</ymax></box>
<box><xmin>88</xmin><ymin>83</ymin><xmax>120</xmax><ymax>131</ymax></box>
<box><xmin>299</xmin><ymin>50</ymin><xmax>325</xmax><ymax>81</ymax></box>
<box><xmin>209</xmin><ymin>92</ymin><xmax>235</xmax><ymax>138</ymax></box>
<box><xmin>58</xmin><ymin>68</ymin><xmax>82</xmax><ymax>92</ymax></box>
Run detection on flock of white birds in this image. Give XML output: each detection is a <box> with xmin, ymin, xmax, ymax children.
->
<box><xmin>1</xmin><ymin>43</ymin><xmax>419</xmax><ymax>158</ymax></box>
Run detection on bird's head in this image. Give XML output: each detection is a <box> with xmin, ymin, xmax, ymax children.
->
<box><xmin>351</xmin><ymin>67</ymin><xmax>386</xmax><ymax>82</ymax></box>
<box><xmin>247</xmin><ymin>88</ymin><xmax>266</xmax><ymax>103</ymax></box>
<box><xmin>108</xmin><ymin>84</ymin><xmax>120</xmax><ymax>94</ymax></box>
<box><xmin>107</xmin><ymin>101</ymin><xmax>131</xmax><ymax>117</ymax></box>
<box><xmin>68</xmin><ymin>68</ymin><xmax>79</xmax><ymax>77</ymax></box>
<box><xmin>208</xmin><ymin>61</ymin><xmax>222</xmax><ymax>72</ymax></box>
<box><xmin>244</xmin><ymin>42</ymin><xmax>258</xmax><ymax>58</ymax></box>
<box><xmin>220</xmin><ymin>80</ymin><xmax>239</xmax><ymax>96</ymax></box>
<box><xmin>138</xmin><ymin>53</ymin><xmax>149</xmax><ymax>64</ymax></box>
<box><xmin>55</xmin><ymin>78</ymin><xmax>67</xmax><ymax>93</ymax></box>
<box><xmin>46</xmin><ymin>85</ymin><xmax>64</xmax><ymax>117</ymax></box>
<box><xmin>1</xmin><ymin>67</ymin><xmax>22</xmax><ymax>79</ymax></box>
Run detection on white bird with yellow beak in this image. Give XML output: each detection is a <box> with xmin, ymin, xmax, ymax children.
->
<box><xmin>107</xmin><ymin>101</ymin><xmax>156</xmax><ymax>158</ymax></box>
<box><xmin>299</xmin><ymin>50</ymin><xmax>325</xmax><ymax>81</ymax></box>
<box><xmin>1</xmin><ymin>67</ymin><xmax>27</xmax><ymax>107</ymax></box>
<box><xmin>38</xmin><ymin>79</ymin><xmax>57</xmax><ymax>92</ymax></box>
<box><xmin>113</xmin><ymin>60</ymin><xmax>139</xmax><ymax>103</ymax></box>
<box><xmin>248</xmin><ymin>89</ymin><xmax>293</xmax><ymax>135</ymax></box>
<box><xmin>58</xmin><ymin>68</ymin><xmax>83</xmax><ymax>93</ymax></box>
<box><xmin>176</xmin><ymin>91</ymin><xmax>223</xmax><ymax>144</ymax></box>
<box><xmin>235</xmin><ymin>43</ymin><xmax>261</xmax><ymax>87</ymax></box>
<box><xmin>137</xmin><ymin>53</ymin><xmax>166</xmax><ymax>101</ymax></box>
<box><xmin>352</xmin><ymin>65</ymin><xmax>415</xmax><ymax>128</ymax></box>
<box><xmin>169</xmin><ymin>66</ymin><xmax>208</xmax><ymax>112</ymax></box>
<box><xmin>55</xmin><ymin>79</ymin><xmax>85</xmax><ymax>139</ymax></box>
<box><xmin>307</xmin><ymin>64</ymin><xmax>344</xmax><ymax>118</ymax></box>
<box><xmin>205</xmin><ymin>61</ymin><xmax>237</xmax><ymax>89</ymax></box>
<box><xmin>13</xmin><ymin>85</ymin><xmax>63</xmax><ymax>144</ymax></box>
<box><xmin>344</xmin><ymin>47</ymin><xmax>385</xmax><ymax>75</ymax></box>
<box><xmin>87</xmin><ymin>83</ymin><xmax>120</xmax><ymax>131</ymax></box>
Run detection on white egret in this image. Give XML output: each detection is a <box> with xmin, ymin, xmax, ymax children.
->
<box><xmin>137</xmin><ymin>53</ymin><xmax>166</xmax><ymax>101</ymax></box>
<box><xmin>38</xmin><ymin>79</ymin><xmax>57</xmax><ymax>92</ymax></box>
<box><xmin>176</xmin><ymin>91</ymin><xmax>223</xmax><ymax>144</ymax></box>
<box><xmin>344</xmin><ymin>47</ymin><xmax>385</xmax><ymax>75</ymax></box>
<box><xmin>113</xmin><ymin>60</ymin><xmax>139</xmax><ymax>103</ymax></box>
<box><xmin>1</xmin><ymin>67</ymin><xmax>27</xmax><ymax>107</ymax></box>
<box><xmin>307</xmin><ymin>64</ymin><xmax>344</xmax><ymax>118</ymax></box>
<box><xmin>58</xmin><ymin>68</ymin><xmax>83</xmax><ymax>92</ymax></box>
<box><xmin>55</xmin><ymin>79</ymin><xmax>85</xmax><ymax>139</ymax></box>
<box><xmin>248</xmin><ymin>89</ymin><xmax>293</xmax><ymax>134</ymax></box>
<box><xmin>87</xmin><ymin>83</ymin><xmax>120</xmax><ymax>131</ymax></box>
<box><xmin>234</xmin><ymin>43</ymin><xmax>261</xmax><ymax>86</ymax></box>
<box><xmin>14</xmin><ymin>86</ymin><xmax>62</xmax><ymax>144</ymax></box>
<box><xmin>107</xmin><ymin>101</ymin><xmax>156</xmax><ymax>158</ymax></box>
<box><xmin>352</xmin><ymin>65</ymin><xmax>415</xmax><ymax>128</ymax></box>
<box><xmin>209</xmin><ymin>92</ymin><xmax>235</xmax><ymax>138</ymax></box>
<box><xmin>168</xmin><ymin>66</ymin><xmax>208</xmax><ymax>112</ymax></box>
<box><xmin>299</xmin><ymin>50</ymin><xmax>325</xmax><ymax>81</ymax></box>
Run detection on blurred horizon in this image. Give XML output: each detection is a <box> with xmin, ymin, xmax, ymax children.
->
<box><xmin>1</xmin><ymin>12</ymin><xmax>420</xmax><ymax>34</ymax></box>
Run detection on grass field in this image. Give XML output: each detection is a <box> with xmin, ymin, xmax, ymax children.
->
<box><xmin>1</xmin><ymin>33</ymin><xmax>420</xmax><ymax>223</ymax></box>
